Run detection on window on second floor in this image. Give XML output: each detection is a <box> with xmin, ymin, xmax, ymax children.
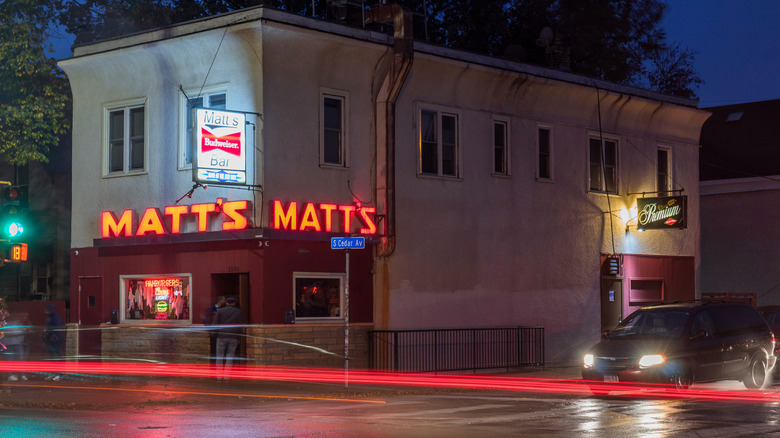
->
<box><xmin>537</xmin><ymin>125</ymin><xmax>553</xmax><ymax>181</ymax></box>
<box><xmin>657</xmin><ymin>147</ymin><xmax>672</xmax><ymax>194</ymax></box>
<box><xmin>589</xmin><ymin>137</ymin><xmax>618</xmax><ymax>194</ymax></box>
<box><xmin>493</xmin><ymin>119</ymin><xmax>509</xmax><ymax>175</ymax></box>
<box><xmin>105</xmin><ymin>100</ymin><xmax>146</xmax><ymax>176</ymax></box>
<box><xmin>321</xmin><ymin>91</ymin><xmax>348</xmax><ymax>167</ymax></box>
<box><xmin>181</xmin><ymin>90</ymin><xmax>227</xmax><ymax>168</ymax></box>
<box><xmin>419</xmin><ymin>108</ymin><xmax>459</xmax><ymax>177</ymax></box>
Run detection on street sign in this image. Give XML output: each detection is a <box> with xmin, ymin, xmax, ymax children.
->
<box><xmin>330</xmin><ymin>237</ymin><xmax>365</xmax><ymax>250</ymax></box>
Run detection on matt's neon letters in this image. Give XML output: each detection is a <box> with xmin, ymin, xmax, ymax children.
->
<box><xmin>272</xmin><ymin>200</ymin><xmax>377</xmax><ymax>234</ymax></box>
<box><xmin>101</xmin><ymin>199</ymin><xmax>249</xmax><ymax>238</ymax></box>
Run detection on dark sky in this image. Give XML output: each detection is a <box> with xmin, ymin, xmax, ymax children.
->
<box><xmin>663</xmin><ymin>0</ymin><xmax>780</xmax><ymax>107</ymax></box>
<box><xmin>50</xmin><ymin>1</ymin><xmax>780</xmax><ymax>109</ymax></box>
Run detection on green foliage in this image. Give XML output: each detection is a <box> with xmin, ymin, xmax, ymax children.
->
<box><xmin>0</xmin><ymin>0</ymin><xmax>71</xmax><ymax>165</ymax></box>
<box><xmin>57</xmin><ymin>0</ymin><xmax>702</xmax><ymax>99</ymax></box>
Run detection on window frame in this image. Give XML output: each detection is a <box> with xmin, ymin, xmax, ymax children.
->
<box><xmin>417</xmin><ymin>104</ymin><xmax>461</xmax><ymax>178</ymax></box>
<box><xmin>178</xmin><ymin>85</ymin><xmax>228</xmax><ymax>170</ymax></box>
<box><xmin>292</xmin><ymin>272</ymin><xmax>346</xmax><ymax>322</ymax></box>
<box><xmin>536</xmin><ymin>123</ymin><xmax>554</xmax><ymax>181</ymax></box>
<box><xmin>103</xmin><ymin>98</ymin><xmax>147</xmax><ymax>177</ymax></box>
<box><xmin>588</xmin><ymin>135</ymin><xmax>619</xmax><ymax>194</ymax></box>
<box><xmin>320</xmin><ymin>89</ymin><xmax>349</xmax><ymax>168</ymax></box>
<box><xmin>657</xmin><ymin>145</ymin><xmax>672</xmax><ymax>195</ymax></box>
<box><xmin>118</xmin><ymin>273</ymin><xmax>193</xmax><ymax>324</ymax></box>
<box><xmin>492</xmin><ymin>117</ymin><xmax>510</xmax><ymax>176</ymax></box>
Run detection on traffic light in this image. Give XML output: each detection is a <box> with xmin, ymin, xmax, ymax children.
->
<box><xmin>1</xmin><ymin>185</ymin><xmax>28</xmax><ymax>240</ymax></box>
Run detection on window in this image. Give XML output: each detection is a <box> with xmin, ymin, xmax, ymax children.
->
<box><xmin>493</xmin><ymin>119</ymin><xmax>508</xmax><ymax>175</ymax></box>
<box><xmin>294</xmin><ymin>273</ymin><xmax>344</xmax><ymax>320</ymax></box>
<box><xmin>106</xmin><ymin>101</ymin><xmax>146</xmax><ymax>175</ymax></box>
<box><xmin>537</xmin><ymin>125</ymin><xmax>553</xmax><ymax>180</ymax></box>
<box><xmin>629</xmin><ymin>278</ymin><xmax>664</xmax><ymax>305</ymax></box>
<box><xmin>419</xmin><ymin>108</ymin><xmax>459</xmax><ymax>177</ymax></box>
<box><xmin>589</xmin><ymin>137</ymin><xmax>618</xmax><ymax>194</ymax></box>
<box><xmin>657</xmin><ymin>147</ymin><xmax>671</xmax><ymax>194</ymax></box>
<box><xmin>321</xmin><ymin>91</ymin><xmax>348</xmax><ymax>167</ymax></box>
<box><xmin>180</xmin><ymin>90</ymin><xmax>227</xmax><ymax>168</ymax></box>
<box><xmin>120</xmin><ymin>275</ymin><xmax>192</xmax><ymax>323</ymax></box>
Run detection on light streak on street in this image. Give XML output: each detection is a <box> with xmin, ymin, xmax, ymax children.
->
<box><xmin>3</xmin><ymin>361</ymin><xmax>780</xmax><ymax>404</ymax></box>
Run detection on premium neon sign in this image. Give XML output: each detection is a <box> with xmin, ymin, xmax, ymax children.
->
<box><xmin>101</xmin><ymin>199</ymin><xmax>249</xmax><ymax>238</ymax></box>
<box><xmin>272</xmin><ymin>200</ymin><xmax>377</xmax><ymax>234</ymax></box>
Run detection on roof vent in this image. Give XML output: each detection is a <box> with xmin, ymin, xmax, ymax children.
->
<box><xmin>726</xmin><ymin>111</ymin><xmax>743</xmax><ymax>122</ymax></box>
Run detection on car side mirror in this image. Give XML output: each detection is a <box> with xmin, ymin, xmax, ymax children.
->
<box><xmin>690</xmin><ymin>329</ymin><xmax>708</xmax><ymax>340</ymax></box>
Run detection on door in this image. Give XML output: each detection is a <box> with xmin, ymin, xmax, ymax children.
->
<box><xmin>687</xmin><ymin>310</ymin><xmax>723</xmax><ymax>381</ymax></box>
<box><xmin>212</xmin><ymin>273</ymin><xmax>249</xmax><ymax>357</ymax></box>
<box><xmin>78</xmin><ymin>276</ymin><xmax>103</xmax><ymax>356</ymax></box>
<box><xmin>600</xmin><ymin>278</ymin><xmax>623</xmax><ymax>332</ymax></box>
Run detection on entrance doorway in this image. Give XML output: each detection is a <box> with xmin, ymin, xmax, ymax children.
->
<box><xmin>78</xmin><ymin>276</ymin><xmax>103</xmax><ymax>357</ymax></box>
<box><xmin>600</xmin><ymin>277</ymin><xmax>623</xmax><ymax>332</ymax></box>
<box><xmin>211</xmin><ymin>273</ymin><xmax>250</xmax><ymax>357</ymax></box>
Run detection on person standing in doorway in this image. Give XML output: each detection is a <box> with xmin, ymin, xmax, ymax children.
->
<box><xmin>213</xmin><ymin>297</ymin><xmax>243</xmax><ymax>381</ymax></box>
<box><xmin>203</xmin><ymin>296</ymin><xmax>226</xmax><ymax>365</ymax></box>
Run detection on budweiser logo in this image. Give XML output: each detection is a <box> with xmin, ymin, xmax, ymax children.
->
<box><xmin>201</xmin><ymin>128</ymin><xmax>241</xmax><ymax>156</ymax></box>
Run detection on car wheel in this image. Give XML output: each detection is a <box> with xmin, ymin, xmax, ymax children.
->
<box><xmin>672</xmin><ymin>367</ymin><xmax>693</xmax><ymax>391</ymax></box>
<box><xmin>744</xmin><ymin>353</ymin><xmax>767</xmax><ymax>389</ymax></box>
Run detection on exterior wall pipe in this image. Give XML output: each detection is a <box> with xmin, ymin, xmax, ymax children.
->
<box><xmin>366</xmin><ymin>3</ymin><xmax>413</xmax><ymax>258</ymax></box>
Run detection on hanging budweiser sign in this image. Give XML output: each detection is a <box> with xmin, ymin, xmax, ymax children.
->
<box><xmin>637</xmin><ymin>196</ymin><xmax>687</xmax><ymax>230</ymax></box>
<box><xmin>193</xmin><ymin>108</ymin><xmax>246</xmax><ymax>185</ymax></box>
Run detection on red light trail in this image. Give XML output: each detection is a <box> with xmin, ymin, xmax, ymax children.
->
<box><xmin>2</xmin><ymin>361</ymin><xmax>779</xmax><ymax>404</ymax></box>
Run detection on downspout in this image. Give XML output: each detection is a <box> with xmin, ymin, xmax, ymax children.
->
<box><xmin>366</xmin><ymin>3</ymin><xmax>413</xmax><ymax>258</ymax></box>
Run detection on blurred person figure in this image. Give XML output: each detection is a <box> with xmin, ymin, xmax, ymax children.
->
<box><xmin>3</xmin><ymin>311</ymin><xmax>30</xmax><ymax>381</ymax></box>
<box><xmin>213</xmin><ymin>297</ymin><xmax>243</xmax><ymax>381</ymax></box>
<box><xmin>42</xmin><ymin>305</ymin><xmax>65</xmax><ymax>381</ymax></box>
<box><xmin>203</xmin><ymin>296</ymin><xmax>226</xmax><ymax>365</ymax></box>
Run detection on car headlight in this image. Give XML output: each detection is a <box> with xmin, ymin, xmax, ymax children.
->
<box><xmin>638</xmin><ymin>354</ymin><xmax>665</xmax><ymax>368</ymax></box>
<box><xmin>583</xmin><ymin>353</ymin><xmax>594</xmax><ymax>368</ymax></box>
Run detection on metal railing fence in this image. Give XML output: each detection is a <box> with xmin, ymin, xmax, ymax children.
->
<box><xmin>369</xmin><ymin>327</ymin><xmax>544</xmax><ymax>372</ymax></box>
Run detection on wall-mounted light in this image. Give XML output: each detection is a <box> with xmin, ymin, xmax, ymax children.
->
<box><xmin>623</xmin><ymin>204</ymin><xmax>643</xmax><ymax>233</ymax></box>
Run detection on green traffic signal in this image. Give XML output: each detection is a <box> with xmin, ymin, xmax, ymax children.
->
<box><xmin>1</xmin><ymin>185</ymin><xmax>28</xmax><ymax>240</ymax></box>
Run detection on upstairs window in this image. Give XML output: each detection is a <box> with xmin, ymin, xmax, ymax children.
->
<box><xmin>181</xmin><ymin>90</ymin><xmax>227</xmax><ymax>168</ymax></box>
<box><xmin>493</xmin><ymin>119</ymin><xmax>509</xmax><ymax>175</ymax></box>
<box><xmin>321</xmin><ymin>91</ymin><xmax>348</xmax><ymax>167</ymax></box>
<box><xmin>589</xmin><ymin>137</ymin><xmax>618</xmax><ymax>194</ymax></box>
<box><xmin>105</xmin><ymin>100</ymin><xmax>146</xmax><ymax>175</ymax></box>
<box><xmin>537</xmin><ymin>125</ymin><xmax>553</xmax><ymax>180</ymax></box>
<box><xmin>657</xmin><ymin>147</ymin><xmax>671</xmax><ymax>194</ymax></box>
<box><xmin>419</xmin><ymin>108</ymin><xmax>459</xmax><ymax>177</ymax></box>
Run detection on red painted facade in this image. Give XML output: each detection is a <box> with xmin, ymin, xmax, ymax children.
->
<box><xmin>69</xmin><ymin>233</ymin><xmax>374</xmax><ymax>327</ymax></box>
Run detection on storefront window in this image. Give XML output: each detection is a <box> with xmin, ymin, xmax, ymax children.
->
<box><xmin>121</xmin><ymin>275</ymin><xmax>192</xmax><ymax>323</ymax></box>
<box><xmin>294</xmin><ymin>274</ymin><xmax>343</xmax><ymax>320</ymax></box>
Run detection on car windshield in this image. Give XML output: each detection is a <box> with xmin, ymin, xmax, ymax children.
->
<box><xmin>608</xmin><ymin>309</ymin><xmax>690</xmax><ymax>339</ymax></box>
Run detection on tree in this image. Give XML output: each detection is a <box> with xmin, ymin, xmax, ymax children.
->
<box><xmin>57</xmin><ymin>0</ymin><xmax>702</xmax><ymax>98</ymax></box>
<box><xmin>645</xmin><ymin>43</ymin><xmax>703</xmax><ymax>99</ymax></box>
<box><xmin>0</xmin><ymin>0</ymin><xmax>70</xmax><ymax>165</ymax></box>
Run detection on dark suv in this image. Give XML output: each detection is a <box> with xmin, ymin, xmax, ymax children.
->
<box><xmin>582</xmin><ymin>302</ymin><xmax>776</xmax><ymax>392</ymax></box>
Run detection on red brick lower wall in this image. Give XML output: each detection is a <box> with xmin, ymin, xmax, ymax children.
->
<box><xmin>94</xmin><ymin>323</ymin><xmax>372</xmax><ymax>368</ymax></box>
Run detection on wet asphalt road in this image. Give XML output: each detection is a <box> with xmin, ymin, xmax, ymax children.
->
<box><xmin>3</xmin><ymin>372</ymin><xmax>780</xmax><ymax>437</ymax></box>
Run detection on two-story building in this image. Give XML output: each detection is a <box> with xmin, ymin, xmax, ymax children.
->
<box><xmin>59</xmin><ymin>6</ymin><xmax>709</xmax><ymax>366</ymax></box>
